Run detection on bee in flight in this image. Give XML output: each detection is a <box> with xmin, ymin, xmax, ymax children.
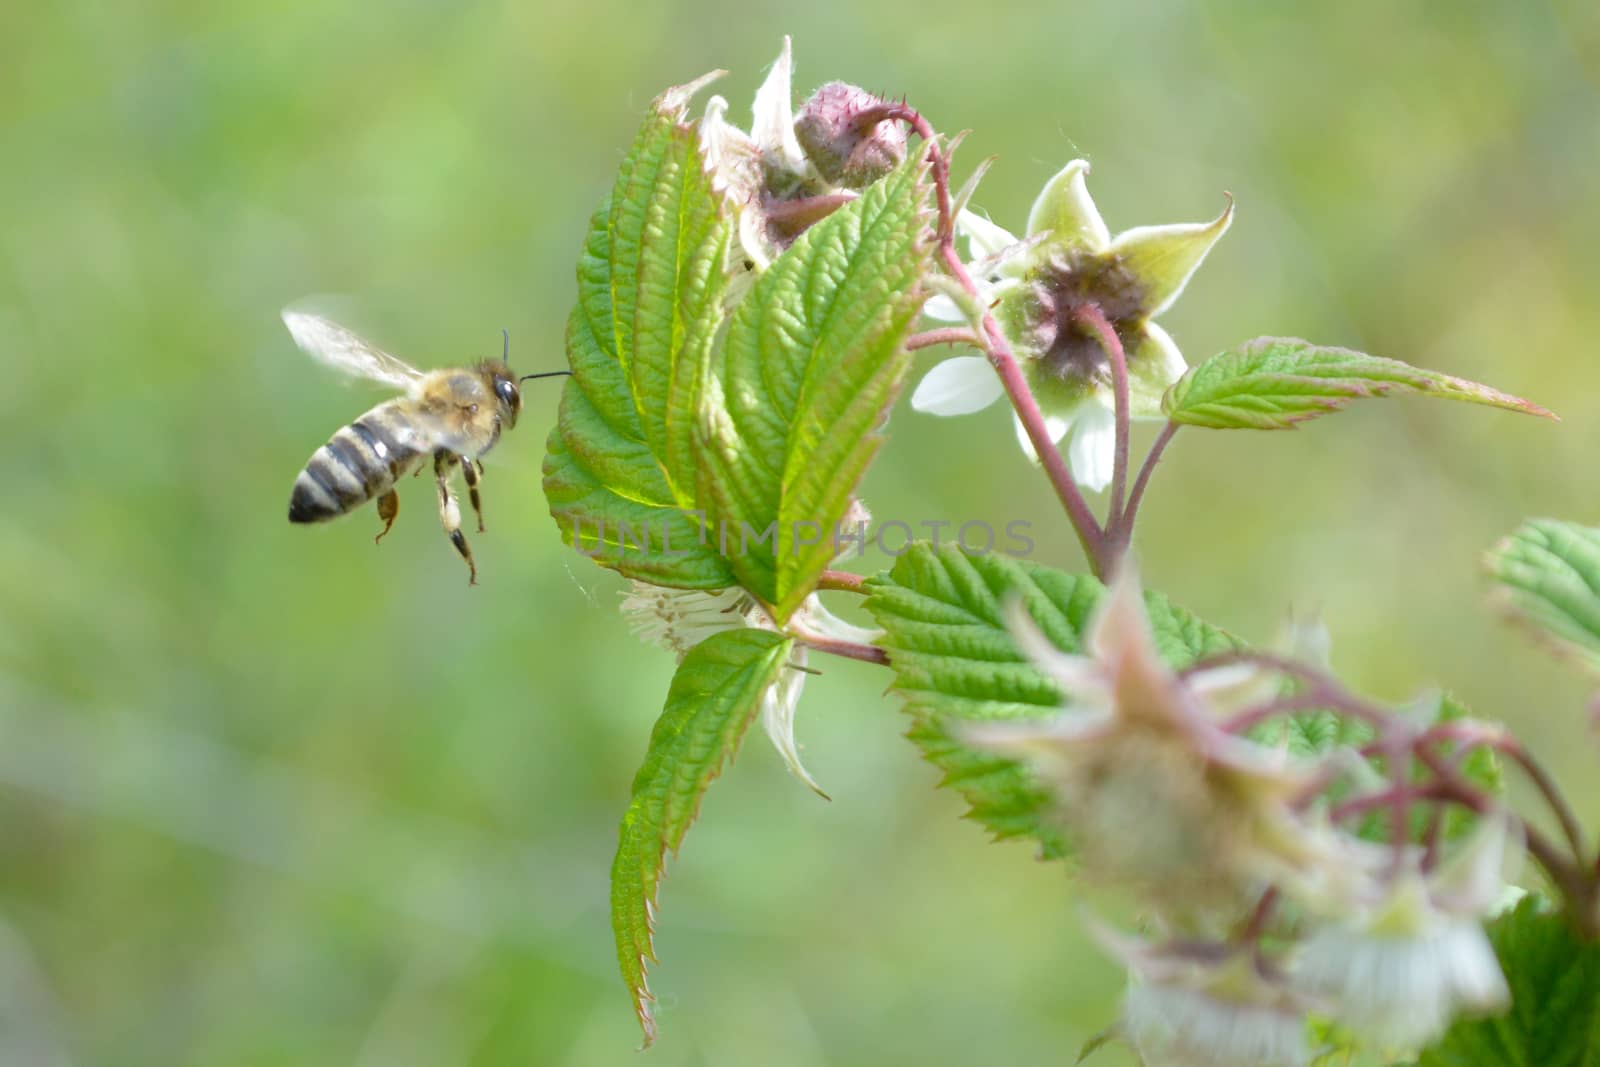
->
<box><xmin>282</xmin><ymin>309</ymin><xmax>566</xmax><ymax>584</ymax></box>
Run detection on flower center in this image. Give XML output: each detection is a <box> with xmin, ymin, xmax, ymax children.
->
<box><xmin>1030</xmin><ymin>250</ymin><xmax>1147</xmax><ymax>383</ymax></box>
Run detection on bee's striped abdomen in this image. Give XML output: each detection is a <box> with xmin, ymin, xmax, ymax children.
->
<box><xmin>288</xmin><ymin>401</ymin><xmax>423</xmax><ymax>523</ymax></box>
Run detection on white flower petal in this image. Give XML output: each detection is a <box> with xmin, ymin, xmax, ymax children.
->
<box><xmin>911</xmin><ymin>356</ymin><xmax>1004</xmax><ymax>416</ymax></box>
<box><xmin>1124</xmin><ymin>981</ymin><xmax>1311</xmax><ymax>1067</ymax></box>
<box><xmin>701</xmin><ymin>95</ymin><xmax>761</xmax><ymax>202</ymax></box>
<box><xmin>620</xmin><ymin>583</ymin><xmax>754</xmax><ymax>659</ymax></box>
<box><xmin>761</xmin><ymin>651</ymin><xmax>828</xmax><ymax>798</ymax></box>
<box><xmin>1067</xmin><ymin>403</ymin><xmax>1115</xmax><ymax>492</ymax></box>
<box><xmin>1434</xmin><ymin>815</ymin><xmax>1522</xmax><ymax>917</ymax></box>
<box><xmin>1125</xmin><ymin>321</ymin><xmax>1189</xmax><ymax>416</ymax></box>
<box><xmin>1295</xmin><ymin>916</ymin><xmax>1507</xmax><ymax>1051</ymax></box>
<box><xmin>737</xmin><ymin>201</ymin><xmax>775</xmax><ymax>271</ymax></box>
<box><xmin>921</xmin><ymin>293</ymin><xmax>966</xmax><ymax>323</ymax></box>
<box><xmin>797</xmin><ymin>595</ymin><xmax>881</xmax><ymax>646</ymax></box>
<box><xmin>751</xmin><ymin>37</ymin><xmax>807</xmax><ymax>176</ymax></box>
<box><xmin>1025</xmin><ymin>159</ymin><xmax>1111</xmax><ymax>251</ymax></box>
<box><xmin>955</xmin><ymin>208</ymin><xmax>1018</xmax><ymax>261</ymax></box>
<box><xmin>1012</xmin><ymin>411</ymin><xmax>1071</xmax><ymax>463</ymax></box>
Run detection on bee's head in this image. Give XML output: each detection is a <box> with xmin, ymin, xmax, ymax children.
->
<box><xmin>486</xmin><ymin>365</ymin><xmax>522</xmax><ymax>428</ymax></box>
<box><xmin>502</xmin><ymin>327</ymin><xmax>579</xmax><ymax>428</ymax></box>
<box><xmin>483</xmin><ymin>330</ymin><xmax>569</xmax><ymax>430</ymax></box>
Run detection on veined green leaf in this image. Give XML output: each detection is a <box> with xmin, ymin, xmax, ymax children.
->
<box><xmin>698</xmin><ymin>157</ymin><xmax>933</xmax><ymax>623</ymax></box>
<box><xmin>543</xmin><ymin>74</ymin><xmax>736</xmax><ymax>587</ymax></box>
<box><xmin>611</xmin><ymin>627</ymin><xmax>793</xmax><ymax>1047</ymax></box>
<box><xmin>1485</xmin><ymin>519</ymin><xmax>1600</xmax><ymax>677</ymax></box>
<box><xmin>863</xmin><ymin>543</ymin><xmax>1240</xmax><ymax>858</ymax></box>
<box><xmin>1409</xmin><ymin>895</ymin><xmax>1600</xmax><ymax>1067</ymax></box>
<box><xmin>1163</xmin><ymin>337</ymin><xmax>1554</xmax><ymax>429</ymax></box>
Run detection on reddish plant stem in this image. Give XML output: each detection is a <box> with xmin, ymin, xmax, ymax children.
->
<box><xmin>817</xmin><ymin>569</ymin><xmax>868</xmax><ymax>594</ymax></box>
<box><xmin>1116</xmin><ymin>421</ymin><xmax>1179</xmax><ymax>551</ymax></box>
<box><xmin>1382</xmin><ymin>734</ymin><xmax>1413</xmax><ymax>869</ymax></box>
<box><xmin>905</xmin><ymin>327</ymin><xmax>982</xmax><ymax>351</ymax></box>
<box><xmin>1421</xmin><ymin>746</ymin><xmax>1475</xmax><ymax>869</ymax></box>
<box><xmin>872</xmin><ymin>103</ymin><xmax>1110</xmax><ymax>575</ymax></box>
<box><xmin>1423</xmin><ymin>723</ymin><xmax>1587</xmax><ymax>862</ymax></box>
<box><xmin>980</xmin><ymin>312</ymin><xmax>1110</xmax><ymax>574</ymax></box>
<box><xmin>1187</xmin><ymin>652</ymin><xmax>1396</xmax><ymax>734</ymax></box>
<box><xmin>1329</xmin><ymin>781</ymin><xmax>1460</xmax><ymax>823</ymax></box>
<box><xmin>874</xmin><ymin>105</ymin><xmax>953</xmax><ymax>242</ymax></box>
<box><xmin>1415</xmin><ymin>744</ymin><xmax>1598</xmax><ymax>936</ymax></box>
<box><xmin>1197</xmin><ymin>649</ymin><xmax>1421</xmax><ymax>864</ymax></box>
<box><xmin>1222</xmin><ymin>691</ymin><xmax>1335</xmax><ymax>735</ymax></box>
<box><xmin>1238</xmin><ymin>887</ymin><xmax>1279</xmax><ymax>944</ymax></box>
<box><xmin>1071</xmin><ymin>303</ymin><xmax>1132</xmax><ymax>532</ymax></box>
<box><xmin>793</xmin><ymin>631</ymin><xmax>890</xmax><ymax>666</ymax></box>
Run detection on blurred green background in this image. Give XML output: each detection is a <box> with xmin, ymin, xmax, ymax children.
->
<box><xmin>3</xmin><ymin>1</ymin><xmax>1598</xmax><ymax>1063</ymax></box>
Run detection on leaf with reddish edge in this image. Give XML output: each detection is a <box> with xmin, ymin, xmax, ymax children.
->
<box><xmin>1164</xmin><ymin>337</ymin><xmax>1554</xmax><ymax>430</ymax></box>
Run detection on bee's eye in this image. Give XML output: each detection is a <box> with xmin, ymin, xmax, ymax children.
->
<box><xmin>496</xmin><ymin>379</ymin><xmax>519</xmax><ymax>406</ymax></box>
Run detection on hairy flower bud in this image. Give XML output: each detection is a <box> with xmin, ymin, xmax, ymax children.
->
<box><xmin>793</xmin><ymin>81</ymin><xmax>907</xmax><ymax>188</ymax></box>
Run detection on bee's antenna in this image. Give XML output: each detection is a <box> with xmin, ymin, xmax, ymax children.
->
<box><xmin>501</xmin><ymin>328</ymin><xmax>510</xmax><ymax>362</ymax></box>
<box><xmin>520</xmin><ymin>371</ymin><xmax>572</xmax><ymax>382</ymax></box>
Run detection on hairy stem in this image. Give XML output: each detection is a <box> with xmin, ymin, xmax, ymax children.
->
<box><xmin>906</xmin><ymin>327</ymin><xmax>982</xmax><ymax>351</ymax></box>
<box><xmin>871</xmin><ymin>102</ymin><xmax>1110</xmax><ymax>575</ymax></box>
<box><xmin>1423</xmin><ymin>722</ymin><xmax>1587</xmax><ymax>863</ymax></box>
<box><xmin>1117</xmin><ymin>422</ymin><xmax>1179</xmax><ymax>551</ymax></box>
<box><xmin>817</xmin><ymin>569</ymin><xmax>868</xmax><ymax>595</ymax></box>
<box><xmin>1187</xmin><ymin>651</ymin><xmax>1397</xmax><ymax>734</ymax></box>
<box><xmin>1414</xmin><ymin>744</ymin><xmax>1599</xmax><ymax>936</ymax></box>
<box><xmin>791</xmin><ymin>628</ymin><xmax>890</xmax><ymax>666</ymax></box>
<box><xmin>1238</xmin><ymin>887</ymin><xmax>1279</xmax><ymax>945</ymax></box>
<box><xmin>979</xmin><ymin>310</ymin><xmax>1111</xmax><ymax>574</ymax></box>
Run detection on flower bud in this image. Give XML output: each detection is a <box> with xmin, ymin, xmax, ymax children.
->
<box><xmin>793</xmin><ymin>81</ymin><xmax>907</xmax><ymax>188</ymax></box>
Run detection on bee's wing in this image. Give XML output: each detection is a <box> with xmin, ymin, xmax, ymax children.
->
<box><xmin>282</xmin><ymin>310</ymin><xmax>426</xmax><ymax>391</ymax></box>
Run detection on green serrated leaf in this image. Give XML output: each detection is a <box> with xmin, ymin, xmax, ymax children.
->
<box><xmin>863</xmin><ymin>542</ymin><xmax>1240</xmax><ymax>858</ymax></box>
<box><xmin>1163</xmin><ymin>337</ymin><xmax>1554</xmax><ymax>430</ymax></box>
<box><xmin>611</xmin><ymin>627</ymin><xmax>793</xmax><ymax>1047</ymax></box>
<box><xmin>543</xmin><ymin>78</ymin><xmax>737</xmax><ymax>587</ymax></box>
<box><xmin>698</xmin><ymin>157</ymin><xmax>933</xmax><ymax>623</ymax></box>
<box><xmin>1485</xmin><ymin>519</ymin><xmax>1600</xmax><ymax>677</ymax></box>
<box><xmin>1410</xmin><ymin>896</ymin><xmax>1600</xmax><ymax>1067</ymax></box>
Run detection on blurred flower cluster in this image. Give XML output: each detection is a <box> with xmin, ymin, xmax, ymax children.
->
<box><xmin>967</xmin><ymin>567</ymin><xmax>1518</xmax><ymax>1065</ymax></box>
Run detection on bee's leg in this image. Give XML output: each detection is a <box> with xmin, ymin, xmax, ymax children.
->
<box><xmin>374</xmin><ymin>489</ymin><xmax>400</xmax><ymax>544</ymax></box>
<box><xmin>461</xmin><ymin>457</ymin><xmax>486</xmax><ymax>533</ymax></box>
<box><xmin>434</xmin><ymin>452</ymin><xmax>477</xmax><ymax>585</ymax></box>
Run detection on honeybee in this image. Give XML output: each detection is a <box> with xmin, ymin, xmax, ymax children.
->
<box><xmin>282</xmin><ymin>309</ymin><xmax>565</xmax><ymax>584</ymax></box>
